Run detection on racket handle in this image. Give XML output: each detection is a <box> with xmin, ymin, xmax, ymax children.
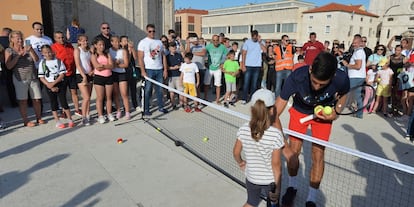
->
<box><xmin>300</xmin><ymin>114</ymin><xmax>315</xmax><ymax>124</ymax></box>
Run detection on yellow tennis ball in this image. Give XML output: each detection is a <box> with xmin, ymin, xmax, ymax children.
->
<box><xmin>314</xmin><ymin>105</ymin><xmax>324</xmax><ymax>114</ymax></box>
<box><xmin>156</xmin><ymin>127</ymin><xmax>161</xmax><ymax>131</ymax></box>
<box><xmin>323</xmin><ymin>106</ymin><xmax>333</xmax><ymax>115</ymax></box>
<box><xmin>202</xmin><ymin>137</ymin><xmax>209</xmax><ymax>142</ymax></box>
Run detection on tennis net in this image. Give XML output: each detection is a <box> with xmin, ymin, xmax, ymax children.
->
<box><xmin>143</xmin><ymin>76</ymin><xmax>414</xmax><ymax>207</ymax></box>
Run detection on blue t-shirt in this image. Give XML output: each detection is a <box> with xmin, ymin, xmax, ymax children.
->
<box><xmin>67</xmin><ymin>26</ymin><xmax>85</xmax><ymax>43</ymax></box>
<box><xmin>280</xmin><ymin>66</ymin><xmax>350</xmax><ymax>114</ymax></box>
<box><xmin>166</xmin><ymin>52</ymin><xmax>183</xmax><ymax>77</ymax></box>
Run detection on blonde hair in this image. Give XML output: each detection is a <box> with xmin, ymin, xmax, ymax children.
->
<box><xmin>249</xmin><ymin>100</ymin><xmax>275</xmax><ymax>141</ymax></box>
<box><xmin>9</xmin><ymin>30</ymin><xmax>23</xmax><ymax>48</ymax></box>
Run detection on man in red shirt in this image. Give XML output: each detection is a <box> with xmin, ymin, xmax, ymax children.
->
<box><xmin>302</xmin><ymin>32</ymin><xmax>325</xmax><ymax>66</ymax></box>
<box><xmin>51</xmin><ymin>31</ymin><xmax>81</xmax><ymax>116</ymax></box>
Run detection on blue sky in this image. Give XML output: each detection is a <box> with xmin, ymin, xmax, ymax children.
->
<box><xmin>175</xmin><ymin>0</ymin><xmax>370</xmax><ymax>10</ymax></box>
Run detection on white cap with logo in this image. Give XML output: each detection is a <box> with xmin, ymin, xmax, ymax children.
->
<box><xmin>249</xmin><ymin>89</ymin><xmax>275</xmax><ymax>107</ymax></box>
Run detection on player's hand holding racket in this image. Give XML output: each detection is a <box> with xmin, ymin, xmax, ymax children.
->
<box><xmin>300</xmin><ymin>84</ymin><xmax>376</xmax><ymax>123</ymax></box>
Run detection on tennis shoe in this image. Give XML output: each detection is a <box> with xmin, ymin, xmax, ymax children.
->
<box><xmin>68</xmin><ymin>121</ymin><xmax>75</xmax><ymax>128</ymax></box>
<box><xmin>116</xmin><ymin>111</ymin><xmax>122</xmax><ymax>119</ymax></box>
<box><xmin>194</xmin><ymin>107</ymin><xmax>202</xmax><ymax>112</ymax></box>
<box><xmin>185</xmin><ymin>107</ymin><xmax>192</xmax><ymax>113</ymax></box>
<box><xmin>305</xmin><ymin>201</ymin><xmax>317</xmax><ymax>207</ymax></box>
<box><xmin>108</xmin><ymin>114</ymin><xmax>116</xmax><ymax>122</ymax></box>
<box><xmin>281</xmin><ymin>187</ymin><xmax>297</xmax><ymax>206</ymax></box>
<box><xmin>74</xmin><ymin>109</ymin><xmax>82</xmax><ymax>116</ymax></box>
<box><xmin>158</xmin><ymin>108</ymin><xmax>168</xmax><ymax>114</ymax></box>
<box><xmin>97</xmin><ymin>116</ymin><xmax>106</xmax><ymax>124</ymax></box>
<box><xmin>56</xmin><ymin>122</ymin><xmax>65</xmax><ymax>129</ymax></box>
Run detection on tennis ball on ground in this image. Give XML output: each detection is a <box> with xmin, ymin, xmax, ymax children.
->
<box><xmin>156</xmin><ymin>127</ymin><xmax>161</xmax><ymax>131</ymax></box>
<box><xmin>202</xmin><ymin>137</ymin><xmax>209</xmax><ymax>142</ymax></box>
<box><xmin>314</xmin><ymin>105</ymin><xmax>324</xmax><ymax>115</ymax></box>
<box><xmin>323</xmin><ymin>106</ymin><xmax>333</xmax><ymax>115</ymax></box>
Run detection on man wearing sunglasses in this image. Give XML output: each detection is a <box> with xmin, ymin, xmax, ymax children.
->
<box><xmin>95</xmin><ymin>22</ymin><xmax>112</xmax><ymax>50</ymax></box>
<box><xmin>138</xmin><ymin>24</ymin><xmax>168</xmax><ymax>117</ymax></box>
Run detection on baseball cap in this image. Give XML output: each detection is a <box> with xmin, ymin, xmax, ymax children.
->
<box><xmin>250</xmin><ymin>89</ymin><xmax>275</xmax><ymax>107</ymax></box>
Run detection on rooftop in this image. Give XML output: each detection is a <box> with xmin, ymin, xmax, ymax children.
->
<box><xmin>303</xmin><ymin>2</ymin><xmax>379</xmax><ymax>17</ymax></box>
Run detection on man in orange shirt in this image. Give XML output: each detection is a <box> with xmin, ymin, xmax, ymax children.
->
<box><xmin>51</xmin><ymin>31</ymin><xmax>81</xmax><ymax>116</ymax></box>
<box><xmin>274</xmin><ymin>34</ymin><xmax>294</xmax><ymax>97</ymax></box>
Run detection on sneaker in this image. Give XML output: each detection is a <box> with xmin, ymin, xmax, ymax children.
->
<box><xmin>136</xmin><ymin>106</ymin><xmax>143</xmax><ymax>113</ymax></box>
<box><xmin>97</xmin><ymin>116</ymin><xmax>106</xmax><ymax>124</ymax></box>
<box><xmin>158</xmin><ymin>108</ymin><xmax>168</xmax><ymax>114</ymax></box>
<box><xmin>172</xmin><ymin>104</ymin><xmax>178</xmax><ymax>110</ymax></box>
<box><xmin>56</xmin><ymin>121</ymin><xmax>66</xmax><ymax>129</ymax></box>
<box><xmin>68</xmin><ymin>121</ymin><xmax>75</xmax><ymax>128</ymax></box>
<box><xmin>224</xmin><ymin>102</ymin><xmax>229</xmax><ymax>108</ymax></box>
<box><xmin>194</xmin><ymin>107</ymin><xmax>202</xmax><ymax>112</ymax></box>
<box><xmin>241</xmin><ymin>100</ymin><xmax>247</xmax><ymax>105</ymax></box>
<box><xmin>74</xmin><ymin>109</ymin><xmax>82</xmax><ymax>116</ymax></box>
<box><xmin>185</xmin><ymin>107</ymin><xmax>192</xmax><ymax>113</ymax></box>
<box><xmin>82</xmin><ymin>118</ymin><xmax>90</xmax><ymax>126</ymax></box>
<box><xmin>116</xmin><ymin>111</ymin><xmax>122</xmax><ymax>119</ymax></box>
<box><xmin>281</xmin><ymin>187</ymin><xmax>297</xmax><ymax>206</ymax></box>
<box><xmin>37</xmin><ymin>119</ymin><xmax>46</xmax><ymax>124</ymax></box>
<box><xmin>108</xmin><ymin>114</ymin><xmax>116</xmax><ymax>122</ymax></box>
<box><xmin>306</xmin><ymin>201</ymin><xmax>317</xmax><ymax>207</ymax></box>
<box><xmin>125</xmin><ymin>112</ymin><xmax>131</xmax><ymax>120</ymax></box>
<box><xmin>143</xmin><ymin>111</ymin><xmax>152</xmax><ymax>118</ymax></box>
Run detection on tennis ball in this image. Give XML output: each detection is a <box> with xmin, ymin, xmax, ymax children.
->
<box><xmin>314</xmin><ymin>105</ymin><xmax>324</xmax><ymax>115</ymax></box>
<box><xmin>323</xmin><ymin>106</ymin><xmax>333</xmax><ymax>115</ymax></box>
<box><xmin>156</xmin><ymin>127</ymin><xmax>161</xmax><ymax>131</ymax></box>
<box><xmin>377</xmin><ymin>78</ymin><xmax>381</xmax><ymax>82</ymax></box>
<box><xmin>202</xmin><ymin>137</ymin><xmax>209</xmax><ymax>142</ymax></box>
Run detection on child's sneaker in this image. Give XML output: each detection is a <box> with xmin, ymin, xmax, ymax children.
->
<box><xmin>56</xmin><ymin>121</ymin><xmax>66</xmax><ymax>129</ymax></box>
<box><xmin>194</xmin><ymin>107</ymin><xmax>202</xmax><ymax>112</ymax></box>
<box><xmin>68</xmin><ymin>121</ymin><xmax>75</xmax><ymax>128</ymax></box>
<box><xmin>184</xmin><ymin>106</ymin><xmax>192</xmax><ymax>113</ymax></box>
<box><xmin>125</xmin><ymin>112</ymin><xmax>131</xmax><ymax>120</ymax></box>
<box><xmin>98</xmin><ymin>116</ymin><xmax>106</xmax><ymax>124</ymax></box>
<box><xmin>224</xmin><ymin>102</ymin><xmax>229</xmax><ymax>108</ymax></box>
<box><xmin>116</xmin><ymin>111</ymin><xmax>122</xmax><ymax>119</ymax></box>
<box><xmin>74</xmin><ymin>109</ymin><xmax>82</xmax><ymax>116</ymax></box>
<box><xmin>108</xmin><ymin>114</ymin><xmax>116</xmax><ymax>122</ymax></box>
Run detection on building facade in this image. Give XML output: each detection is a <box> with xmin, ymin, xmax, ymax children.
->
<box><xmin>1</xmin><ymin>0</ymin><xmax>174</xmax><ymax>43</ymax></box>
<box><xmin>302</xmin><ymin>3</ymin><xmax>378</xmax><ymax>49</ymax></box>
<box><xmin>369</xmin><ymin>0</ymin><xmax>414</xmax><ymax>48</ymax></box>
<box><xmin>201</xmin><ymin>0</ymin><xmax>315</xmax><ymax>41</ymax></box>
<box><xmin>174</xmin><ymin>9</ymin><xmax>208</xmax><ymax>39</ymax></box>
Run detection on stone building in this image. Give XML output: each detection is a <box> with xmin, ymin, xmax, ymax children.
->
<box><xmin>174</xmin><ymin>9</ymin><xmax>208</xmax><ymax>39</ymax></box>
<box><xmin>1</xmin><ymin>0</ymin><xmax>174</xmax><ymax>43</ymax></box>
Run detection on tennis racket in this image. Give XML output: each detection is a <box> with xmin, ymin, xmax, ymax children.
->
<box><xmin>299</xmin><ymin>84</ymin><xmax>376</xmax><ymax>123</ymax></box>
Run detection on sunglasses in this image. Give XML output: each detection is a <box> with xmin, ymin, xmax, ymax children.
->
<box><xmin>148</xmin><ymin>30</ymin><xmax>155</xmax><ymax>33</ymax></box>
<box><xmin>378</xmin><ymin>48</ymin><xmax>384</xmax><ymax>51</ymax></box>
<box><xmin>102</xmin><ymin>27</ymin><xmax>110</xmax><ymax>30</ymax></box>
<box><xmin>362</xmin><ymin>40</ymin><xmax>367</xmax><ymax>42</ymax></box>
<box><xmin>333</xmin><ymin>46</ymin><xmax>339</xmax><ymax>48</ymax></box>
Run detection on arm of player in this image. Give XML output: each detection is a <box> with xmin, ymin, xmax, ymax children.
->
<box><xmin>233</xmin><ymin>139</ymin><xmax>246</xmax><ymax>171</ymax></box>
<box><xmin>271</xmin><ymin>148</ymin><xmax>282</xmax><ymax>204</ymax></box>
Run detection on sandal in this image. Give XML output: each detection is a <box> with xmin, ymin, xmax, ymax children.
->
<box><xmin>37</xmin><ymin>119</ymin><xmax>46</xmax><ymax>124</ymax></box>
<box><xmin>24</xmin><ymin>121</ymin><xmax>36</xmax><ymax>127</ymax></box>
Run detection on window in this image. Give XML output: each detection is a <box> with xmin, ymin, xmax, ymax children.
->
<box><xmin>325</xmin><ymin>26</ymin><xmax>330</xmax><ymax>34</ymax></box>
<box><xmin>369</xmin><ymin>28</ymin><xmax>372</xmax><ymax>37</ymax></box>
<box><xmin>388</xmin><ymin>17</ymin><xmax>394</xmax><ymax>21</ymax></box>
<box><xmin>360</xmin><ymin>17</ymin><xmax>363</xmax><ymax>22</ymax></box>
<box><xmin>188</xmin><ymin>16</ymin><xmax>195</xmax><ymax>23</ymax></box>
<box><xmin>348</xmin><ymin>25</ymin><xmax>353</xmax><ymax>37</ymax></box>
<box><xmin>327</xmin><ymin>14</ymin><xmax>332</xmax><ymax>19</ymax></box>
<box><xmin>188</xmin><ymin>24</ymin><xmax>195</xmax><ymax>32</ymax></box>
<box><xmin>231</xmin><ymin>25</ymin><xmax>249</xmax><ymax>34</ymax></box>
<box><xmin>211</xmin><ymin>26</ymin><xmax>227</xmax><ymax>34</ymax></box>
<box><xmin>276</xmin><ymin>24</ymin><xmax>281</xmax><ymax>33</ymax></box>
<box><xmin>175</xmin><ymin>16</ymin><xmax>181</xmax><ymax>22</ymax></box>
<box><xmin>387</xmin><ymin>29</ymin><xmax>390</xmax><ymax>39</ymax></box>
<box><xmin>359</xmin><ymin>27</ymin><xmax>363</xmax><ymax>35</ymax></box>
<box><xmin>370</xmin><ymin>18</ymin><xmax>372</xmax><ymax>23</ymax></box>
<box><xmin>254</xmin><ymin>24</ymin><xmax>275</xmax><ymax>33</ymax></box>
<box><xmin>308</xmin><ymin>26</ymin><xmax>312</xmax><ymax>33</ymax></box>
<box><xmin>309</xmin><ymin>15</ymin><xmax>313</xmax><ymax>20</ymax></box>
<box><xmin>202</xmin><ymin>27</ymin><xmax>209</xmax><ymax>34</ymax></box>
<box><xmin>281</xmin><ymin>23</ymin><xmax>297</xmax><ymax>33</ymax></box>
<box><xmin>410</xmin><ymin>16</ymin><xmax>414</xmax><ymax>21</ymax></box>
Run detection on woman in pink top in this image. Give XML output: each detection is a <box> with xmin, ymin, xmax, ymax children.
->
<box><xmin>91</xmin><ymin>37</ymin><xmax>114</xmax><ymax>124</ymax></box>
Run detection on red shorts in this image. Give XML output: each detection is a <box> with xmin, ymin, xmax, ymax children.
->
<box><xmin>288</xmin><ymin>107</ymin><xmax>332</xmax><ymax>141</ymax></box>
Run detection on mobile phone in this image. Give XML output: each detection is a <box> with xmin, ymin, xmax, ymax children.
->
<box><xmin>25</xmin><ymin>39</ymin><xmax>31</xmax><ymax>46</ymax></box>
<box><xmin>395</xmin><ymin>35</ymin><xmax>402</xmax><ymax>41</ymax></box>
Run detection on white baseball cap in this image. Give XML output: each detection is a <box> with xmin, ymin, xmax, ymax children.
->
<box><xmin>250</xmin><ymin>89</ymin><xmax>275</xmax><ymax>107</ymax></box>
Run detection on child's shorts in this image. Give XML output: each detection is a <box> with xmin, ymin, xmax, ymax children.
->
<box><xmin>376</xmin><ymin>84</ymin><xmax>391</xmax><ymax>97</ymax></box>
<box><xmin>183</xmin><ymin>82</ymin><xmax>197</xmax><ymax>97</ymax></box>
<box><xmin>226</xmin><ymin>82</ymin><xmax>237</xmax><ymax>93</ymax></box>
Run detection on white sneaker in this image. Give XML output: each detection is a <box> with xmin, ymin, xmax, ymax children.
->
<box><xmin>97</xmin><ymin>116</ymin><xmax>106</xmax><ymax>124</ymax></box>
<box><xmin>136</xmin><ymin>106</ymin><xmax>143</xmax><ymax>113</ymax></box>
<box><xmin>107</xmin><ymin>114</ymin><xmax>116</xmax><ymax>122</ymax></box>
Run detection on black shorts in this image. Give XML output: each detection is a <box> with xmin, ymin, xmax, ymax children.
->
<box><xmin>64</xmin><ymin>74</ymin><xmax>78</xmax><ymax>89</ymax></box>
<box><xmin>76</xmin><ymin>74</ymin><xmax>93</xmax><ymax>84</ymax></box>
<box><xmin>94</xmin><ymin>75</ymin><xmax>113</xmax><ymax>86</ymax></box>
<box><xmin>112</xmin><ymin>72</ymin><xmax>128</xmax><ymax>82</ymax></box>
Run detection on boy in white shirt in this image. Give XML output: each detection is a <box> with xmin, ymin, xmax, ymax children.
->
<box><xmin>180</xmin><ymin>52</ymin><xmax>201</xmax><ymax>112</ymax></box>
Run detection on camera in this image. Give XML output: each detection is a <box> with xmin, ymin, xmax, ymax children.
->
<box><xmin>339</xmin><ymin>52</ymin><xmax>352</xmax><ymax>66</ymax></box>
<box><xmin>395</xmin><ymin>35</ymin><xmax>402</xmax><ymax>41</ymax></box>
